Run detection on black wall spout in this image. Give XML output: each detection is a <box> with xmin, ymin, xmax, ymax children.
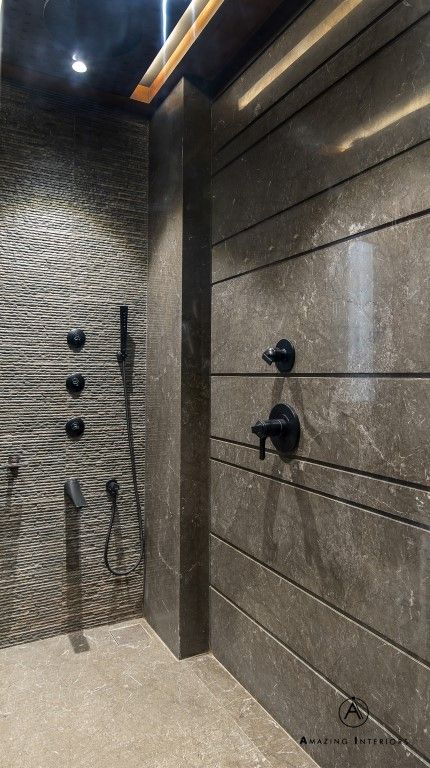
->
<box><xmin>262</xmin><ymin>339</ymin><xmax>295</xmax><ymax>373</ymax></box>
<box><xmin>64</xmin><ymin>479</ymin><xmax>88</xmax><ymax>510</ymax></box>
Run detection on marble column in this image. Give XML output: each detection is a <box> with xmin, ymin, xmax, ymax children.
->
<box><xmin>145</xmin><ymin>79</ymin><xmax>211</xmax><ymax>658</ymax></box>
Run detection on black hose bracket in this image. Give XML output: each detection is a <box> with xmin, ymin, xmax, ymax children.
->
<box><xmin>106</xmin><ymin>479</ymin><xmax>120</xmax><ymax>498</ymax></box>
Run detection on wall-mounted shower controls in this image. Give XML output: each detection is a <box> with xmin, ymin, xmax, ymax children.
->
<box><xmin>67</xmin><ymin>328</ymin><xmax>86</xmax><ymax>350</ymax></box>
<box><xmin>1</xmin><ymin>454</ymin><xmax>27</xmax><ymax>473</ymax></box>
<box><xmin>262</xmin><ymin>339</ymin><xmax>295</xmax><ymax>373</ymax></box>
<box><xmin>251</xmin><ymin>403</ymin><xmax>300</xmax><ymax>460</ymax></box>
<box><xmin>66</xmin><ymin>372</ymin><xmax>86</xmax><ymax>394</ymax></box>
<box><xmin>65</xmin><ymin>417</ymin><xmax>85</xmax><ymax>439</ymax></box>
<box><xmin>64</xmin><ymin>479</ymin><xmax>88</xmax><ymax>510</ymax></box>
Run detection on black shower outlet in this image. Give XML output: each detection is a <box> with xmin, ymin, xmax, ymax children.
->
<box><xmin>66</xmin><ymin>373</ymin><xmax>86</xmax><ymax>394</ymax></box>
<box><xmin>67</xmin><ymin>328</ymin><xmax>86</xmax><ymax>350</ymax></box>
<box><xmin>65</xmin><ymin>418</ymin><xmax>85</xmax><ymax>439</ymax></box>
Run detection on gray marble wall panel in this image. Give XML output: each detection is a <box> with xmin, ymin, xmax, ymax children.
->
<box><xmin>210</xmin><ymin>439</ymin><xmax>430</xmax><ymax>527</ymax></box>
<box><xmin>146</xmin><ymin>79</ymin><xmax>210</xmax><ymax>659</ymax></box>
<box><xmin>0</xmin><ymin>80</ymin><xmax>148</xmax><ymax>648</ymax></box>
<box><xmin>179</xmin><ymin>82</ymin><xmax>211</xmax><ymax>658</ymax></box>
<box><xmin>212</xmin><ymin>0</ymin><xmax>398</xmax><ymax>151</ymax></box>
<box><xmin>209</xmin><ymin>3</ymin><xmax>430</xmax><ymax>763</ymax></box>
<box><xmin>211</xmin><ymin>536</ymin><xmax>430</xmax><ymax>756</ymax></box>
<box><xmin>145</xmin><ymin>82</ymin><xmax>184</xmax><ymax>656</ymax></box>
<box><xmin>210</xmin><ymin>591</ymin><xmax>426</xmax><ymax>768</ymax></box>
<box><xmin>212</xmin><ymin>17</ymin><xmax>430</xmax><ymax>243</ymax></box>
<box><xmin>213</xmin><ymin>0</ymin><xmax>430</xmax><ymax>170</ymax></box>
<box><xmin>211</xmin><ymin>461</ymin><xmax>430</xmax><ymax>660</ymax></box>
<box><xmin>212</xmin><ymin>140</ymin><xmax>430</xmax><ymax>282</ymax></box>
<box><xmin>211</xmin><ymin>376</ymin><xmax>430</xmax><ymax>485</ymax></box>
<box><xmin>212</xmin><ymin>215</ymin><xmax>430</xmax><ymax>374</ymax></box>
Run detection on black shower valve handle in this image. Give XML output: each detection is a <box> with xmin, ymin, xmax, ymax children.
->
<box><xmin>262</xmin><ymin>339</ymin><xmax>295</xmax><ymax>373</ymax></box>
<box><xmin>251</xmin><ymin>404</ymin><xmax>300</xmax><ymax>461</ymax></box>
<box><xmin>251</xmin><ymin>420</ymin><xmax>269</xmax><ymax>460</ymax></box>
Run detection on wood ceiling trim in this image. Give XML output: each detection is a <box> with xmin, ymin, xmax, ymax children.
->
<box><xmin>130</xmin><ymin>0</ymin><xmax>225</xmax><ymax>103</ymax></box>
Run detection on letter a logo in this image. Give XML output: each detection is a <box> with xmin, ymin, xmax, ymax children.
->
<box><xmin>339</xmin><ymin>696</ymin><xmax>369</xmax><ymax>727</ymax></box>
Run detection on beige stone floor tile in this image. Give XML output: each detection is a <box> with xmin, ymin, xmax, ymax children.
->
<box><xmin>0</xmin><ymin>617</ymin><xmax>316</xmax><ymax>768</ymax></box>
<box><xmin>182</xmin><ymin>653</ymin><xmax>316</xmax><ymax>768</ymax></box>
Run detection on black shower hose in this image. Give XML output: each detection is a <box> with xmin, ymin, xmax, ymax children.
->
<box><xmin>104</xmin><ymin>358</ymin><xmax>145</xmax><ymax>577</ymax></box>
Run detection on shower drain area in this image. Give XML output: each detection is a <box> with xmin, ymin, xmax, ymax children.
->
<box><xmin>0</xmin><ymin>618</ymin><xmax>315</xmax><ymax>768</ymax></box>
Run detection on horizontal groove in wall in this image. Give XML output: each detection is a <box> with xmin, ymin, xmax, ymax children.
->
<box><xmin>212</xmin><ymin>139</ymin><xmax>430</xmax><ymax>248</ymax></box>
<box><xmin>213</xmin><ymin>11</ymin><xmax>430</xmax><ymax>242</ymax></box>
<box><xmin>212</xmin><ymin>376</ymin><xmax>430</xmax><ymax>485</ymax></box>
<box><xmin>210</xmin><ymin>455</ymin><xmax>430</xmax><ymax>531</ymax></box>
<box><xmin>210</xmin><ymin>436</ymin><xmax>430</xmax><ymax>493</ymax></box>
<box><xmin>210</xmin><ymin>438</ymin><xmax>430</xmax><ymax>528</ymax></box>
<box><xmin>211</xmin><ymin>456</ymin><xmax>430</xmax><ymax>656</ymax></box>
<box><xmin>211</xmin><ymin>201</ymin><xmax>430</xmax><ymax>285</ymax></box>
<box><xmin>213</xmin><ymin>0</ymin><xmax>316</xmax><ymax>107</ymax></box>
<box><xmin>211</xmin><ymin>541</ymin><xmax>430</xmax><ymax>755</ymax></box>
<box><xmin>210</xmin><ymin>538</ymin><xmax>429</xmax><ymax>671</ymax></box>
<box><xmin>212</xmin><ymin>0</ymin><xmax>410</xmax><ymax>156</ymax></box>
<box><xmin>210</xmin><ymin>372</ymin><xmax>430</xmax><ymax>378</ymax></box>
<box><xmin>210</xmin><ymin>586</ymin><xmax>430</xmax><ymax>767</ymax></box>
<box><xmin>212</xmin><ymin>8</ymin><xmax>430</xmax><ymax>171</ymax></box>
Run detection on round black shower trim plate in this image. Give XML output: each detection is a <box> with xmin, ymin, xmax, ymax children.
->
<box><xmin>66</xmin><ymin>372</ymin><xmax>86</xmax><ymax>394</ymax></box>
<box><xmin>274</xmin><ymin>339</ymin><xmax>296</xmax><ymax>373</ymax></box>
<box><xmin>65</xmin><ymin>417</ymin><xmax>85</xmax><ymax>439</ymax></box>
<box><xmin>269</xmin><ymin>403</ymin><xmax>300</xmax><ymax>453</ymax></box>
<box><xmin>67</xmin><ymin>328</ymin><xmax>86</xmax><ymax>350</ymax></box>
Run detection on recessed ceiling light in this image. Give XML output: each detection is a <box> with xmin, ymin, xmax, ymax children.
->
<box><xmin>72</xmin><ymin>60</ymin><xmax>87</xmax><ymax>73</ymax></box>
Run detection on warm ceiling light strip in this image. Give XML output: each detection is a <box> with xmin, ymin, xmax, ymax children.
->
<box><xmin>142</xmin><ymin>0</ymin><xmax>209</xmax><ymax>87</ymax></box>
<box><xmin>238</xmin><ymin>0</ymin><xmax>364</xmax><ymax>110</ymax></box>
<box><xmin>131</xmin><ymin>0</ymin><xmax>225</xmax><ymax>103</ymax></box>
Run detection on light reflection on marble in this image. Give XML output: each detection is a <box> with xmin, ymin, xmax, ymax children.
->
<box><xmin>212</xmin><ymin>18</ymin><xmax>430</xmax><ymax>243</ymax></box>
<box><xmin>237</xmin><ymin>0</ymin><xmax>366</xmax><ymax>111</ymax></box>
<box><xmin>212</xmin><ymin>143</ymin><xmax>430</xmax><ymax>282</ymax></box>
<box><xmin>337</xmin><ymin>86</ymin><xmax>430</xmax><ymax>152</ymax></box>
<box><xmin>346</xmin><ymin>240</ymin><xmax>374</xmax><ymax>377</ymax></box>
<box><xmin>213</xmin><ymin>0</ymin><xmax>429</xmax><ymax>171</ymax></box>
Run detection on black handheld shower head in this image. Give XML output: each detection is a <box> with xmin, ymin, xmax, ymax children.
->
<box><xmin>106</xmin><ymin>302</ymin><xmax>145</xmax><ymax>577</ymax></box>
<box><xmin>118</xmin><ymin>305</ymin><xmax>128</xmax><ymax>363</ymax></box>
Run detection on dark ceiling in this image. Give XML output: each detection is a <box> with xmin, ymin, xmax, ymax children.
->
<box><xmin>2</xmin><ymin>0</ymin><xmax>190</xmax><ymax>95</ymax></box>
<box><xmin>1</xmin><ymin>0</ymin><xmax>309</xmax><ymax>109</ymax></box>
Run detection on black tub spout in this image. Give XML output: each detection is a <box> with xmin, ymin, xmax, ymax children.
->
<box><xmin>64</xmin><ymin>479</ymin><xmax>88</xmax><ymax>510</ymax></box>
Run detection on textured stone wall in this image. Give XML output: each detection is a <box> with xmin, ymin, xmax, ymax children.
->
<box><xmin>0</xmin><ymin>80</ymin><xmax>148</xmax><ymax>648</ymax></box>
<box><xmin>210</xmin><ymin>2</ymin><xmax>430</xmax><ymax>767</ymax></box>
